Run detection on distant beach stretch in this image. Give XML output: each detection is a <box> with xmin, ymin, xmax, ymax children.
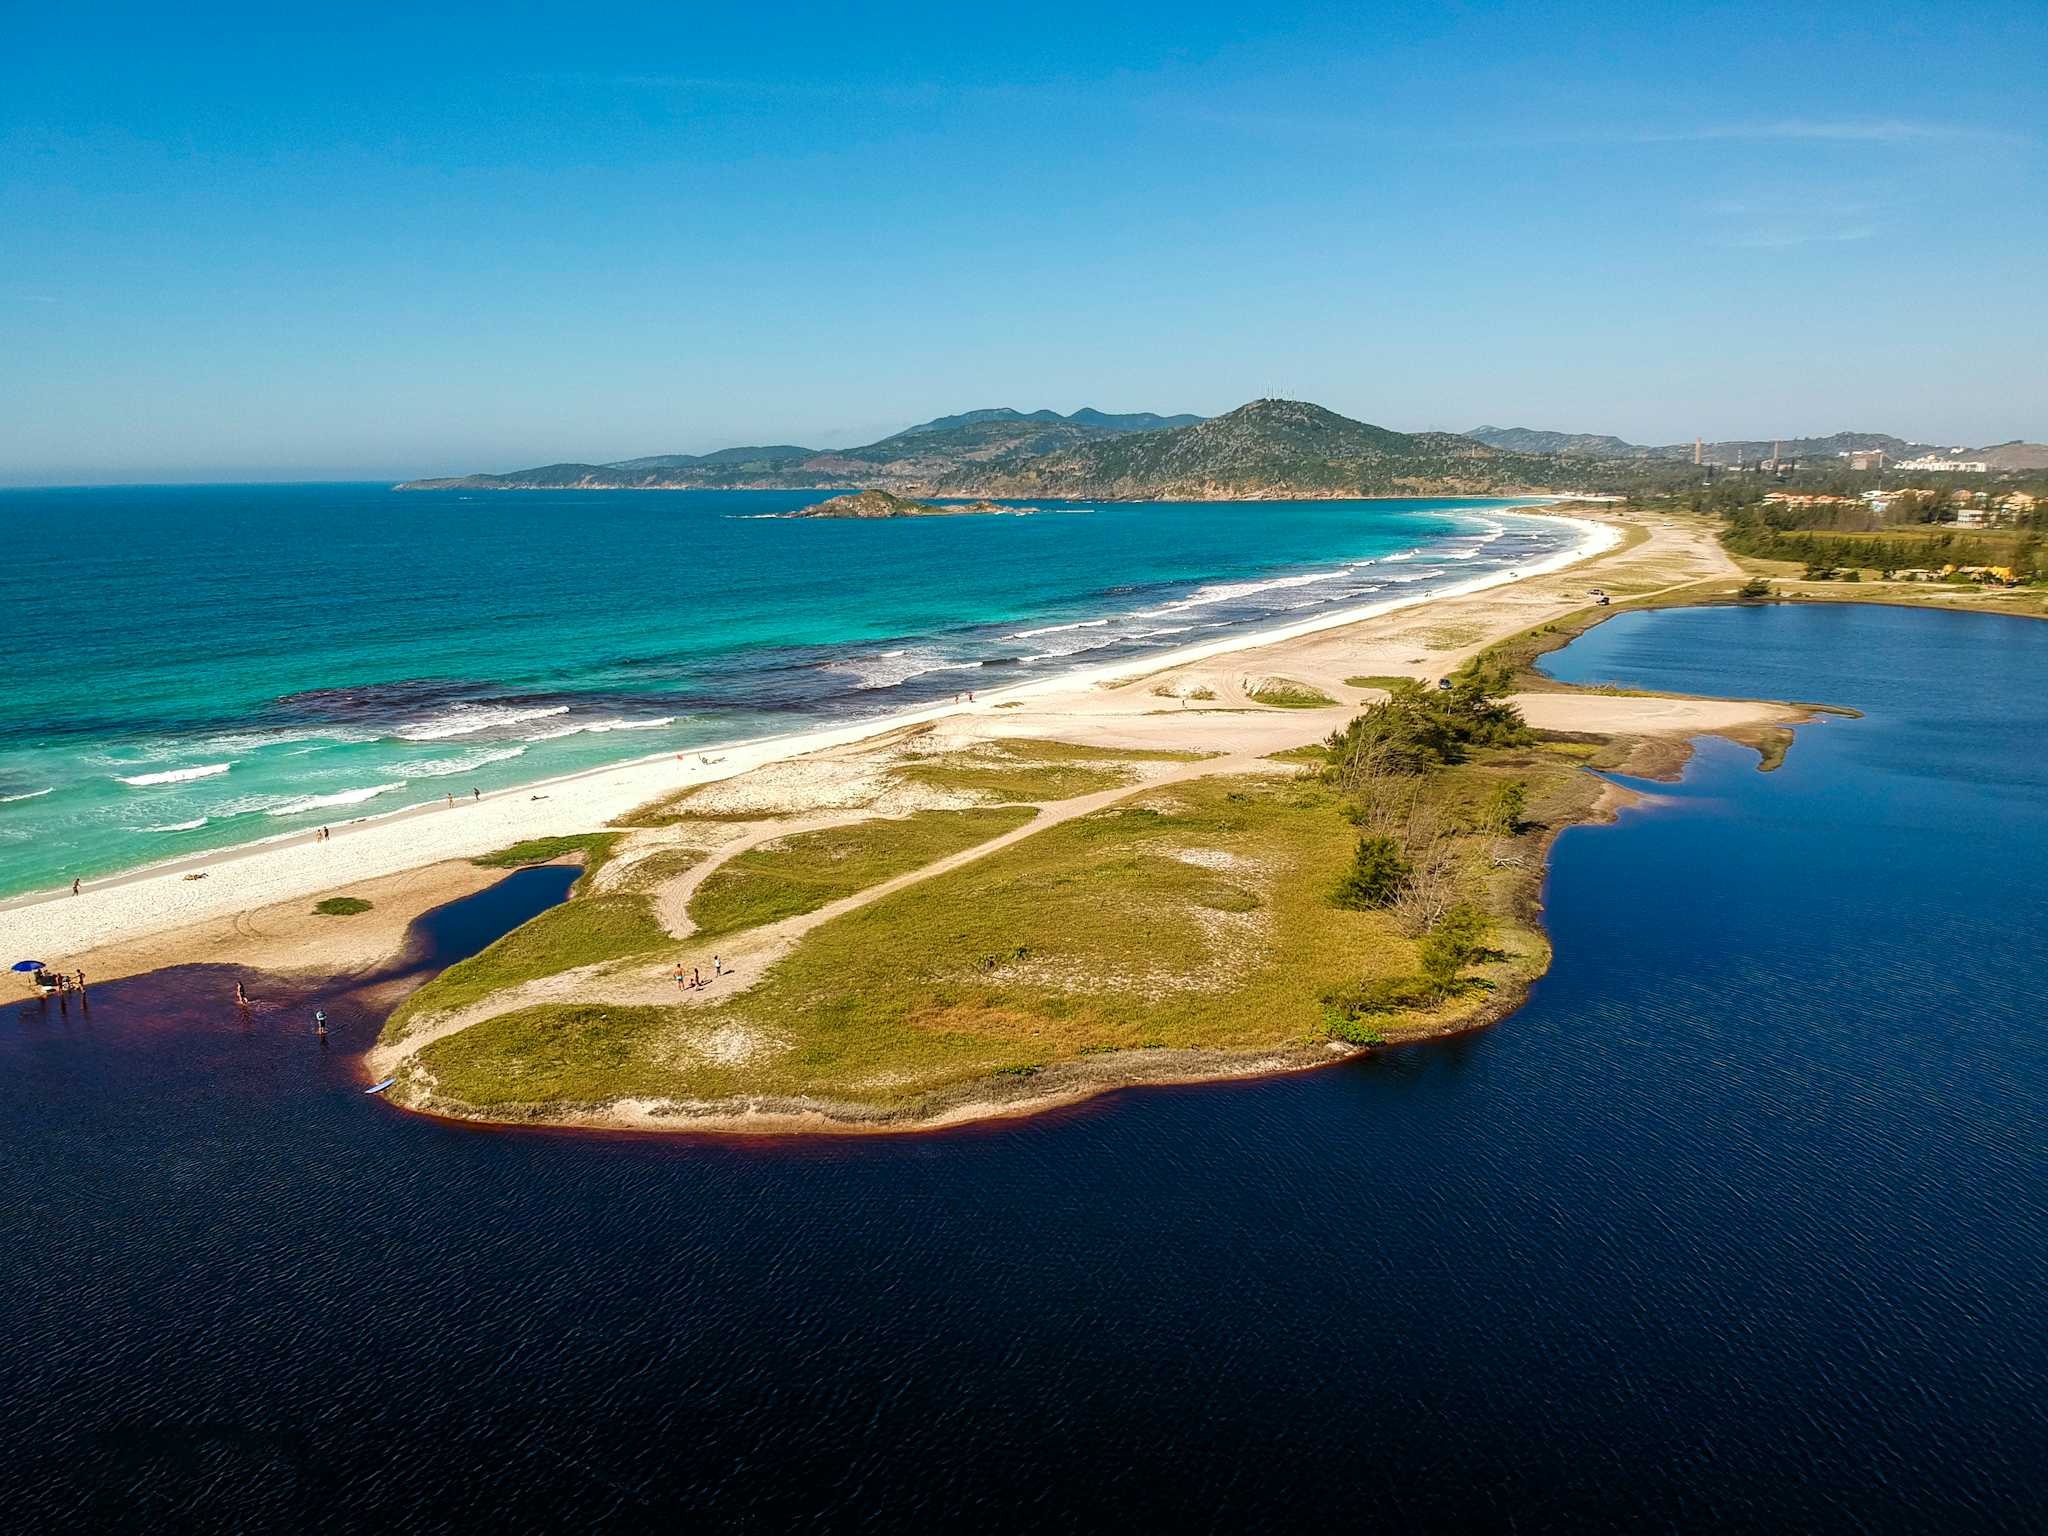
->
<box><xmin>0</xmin><ymin>486</ymin><xmax>1584</xmax><ymax>905</ymax></box>
<box><xmin>0</xmin><ymin>500</ymin><xmax>1632</xmax><ymax>970</ymax></box>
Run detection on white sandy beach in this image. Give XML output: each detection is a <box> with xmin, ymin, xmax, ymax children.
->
<box><xmin>0</xmin><ymin>507</ymin><xmax>1777</xmax><ymax>977</ymax></box>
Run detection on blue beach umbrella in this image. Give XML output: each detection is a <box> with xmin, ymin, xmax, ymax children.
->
<box><xmin>12</xmin><ymin>961</ymin><xmax>47</xmax><ymax>971</ymax></box>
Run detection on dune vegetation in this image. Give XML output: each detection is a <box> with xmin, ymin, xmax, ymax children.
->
<box><xmin>686</xmin><ymin>807</ymin><xmax>1037</xmax><ymax>937</ymax></box>
<box><xmin>399</xmin><ymin>686</ymin><xmax>1599</xmax><ymax>1120</ymax></box>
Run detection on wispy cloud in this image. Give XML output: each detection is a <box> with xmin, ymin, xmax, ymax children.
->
<box><xmin>1627</xmin><ymin>118</ymin><xmax>2027</xmax><ymax>146</ymax></box>
<box><xmin>1701</xmin><ymin>194</ymin><xmax>1899</xmax><ymax>250</ymax></box>
<box><xmin>1153</xmin><ymin>105</ymin><xmax>2030</xmax><ymax>152</ymax></box>
<box><xmin>1719</xmin><ymin>224</ymin><xmax>1881</xmax><ymax>250</ymax></box>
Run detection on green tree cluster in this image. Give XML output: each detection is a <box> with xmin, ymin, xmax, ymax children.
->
<box><xmin>1320</xmin><ymin>902</ymin><xmax>1500</xmax><ymax>1034</ymax></box>
<box><xmin>1322</xmin><ymin>672</ymin><xmax>1531</xmax><ymax>779</ymax></box>
<box><xmin>1332</xmin><ymin>834</ymin><xmax>1409</xmax><ymax>909</ymax></box>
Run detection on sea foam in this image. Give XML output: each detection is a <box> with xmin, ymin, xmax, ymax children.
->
<box><xmin>405</xmin><ymin>746</ymin><xmax>529</xmax><ymax>777</ymax></box>
<box><xmin>396</xmin><ymin>705</ymin><xmax>569</xmax><ymax>742</ymax></box>
<box><xmin>118</xmin><ymin>763</ymin><xmax>232</xmax><ymax>787</ymax></box>
<box><xmin>267</xmin><ymin>782</ymin><xmax>407</xmax><ymax>816</ymax></box>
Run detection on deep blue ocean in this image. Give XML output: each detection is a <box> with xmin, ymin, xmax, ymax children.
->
<box><xmin>1</xmin><ymin>603</ymin><xmax>2042</xmax><ymax>1529</ymax></box>
<box><xmin>0</xmin><ymin>483</ymin><xmax>1568</xmax><ymax>897</ymax></box>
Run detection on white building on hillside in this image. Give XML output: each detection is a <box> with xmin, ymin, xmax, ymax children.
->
<box><xmin>1895</xmin><ymin>454</ymin><xmax>1988</xmax><ymax>473</ymax></box>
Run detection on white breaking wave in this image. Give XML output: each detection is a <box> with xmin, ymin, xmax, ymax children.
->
<box><xmin>824</xmin><ymin>649</ymin><xmax>962</xmax><ymax>690</ymax></box>
<box><xmin>0</xmin><ymin>787</ymin><xmax>54</xmax><ymax>803</ymax></box>
<box><xmin>143</xmin><ymin>818</ymin><xmax>209</xmax><ymax>833</ymax></box>
<box><xmin>201</xmin><ymin>726</ymin><xmax>377</xmax><ymax>754</ymax></box>
<box><xmin>1024</xmin><ymin>634</ymin><xmax>1123</xmax><ymax>663</ymax></box>
<box><xmin>266</xmin><ymin>782</ymin><xmax>407</xmax><ymax>816</ymax></box>
<box><xmin>1382</xmin><ymin>549</ymin><xmax>1419</xmax><ymax>562</ymax></box>
<box><xmin>524</xmin><ymin>716</ymin><xmax>678</xmax><ymax>742</ymax></box>
<box><xmin>118</xmin><ymin>763</ymin><xmax>232</xmax><ymax>787</ymax></box>
<box><xmin>1136</xmin><ymin>565</ymin><xmax>1352</xmax><ymax>619</ymax></box>
<box><xmin>404</xmin><ymin>745</ymin><xmax>529</xmax><ymax>777</ymax></box>
<box><xmin>395</xmin><ymin>704</ymin><xmax>570</xmax><ymax>742</ymax></box>
<box><xmin>1007</xmin><ymin>618</ymin><xmax>1110</xmax><ymax>640</ymax></box>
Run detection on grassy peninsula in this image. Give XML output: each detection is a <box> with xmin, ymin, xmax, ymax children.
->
<box><xmin>375</xmin><ymin>671</ymin><xmax>1669</xmax><ymax>1130</ymax></box>
<box><xmin>122</xmin><ymin>500</ymin><xmax>1826</xmax><ymax>1135</ymax></box>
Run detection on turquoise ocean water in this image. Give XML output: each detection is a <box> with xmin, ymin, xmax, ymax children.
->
<box><xmin>0</xmin><ymin>484</ymin><xmax>1573</xmax><ymax>897</ymax></box>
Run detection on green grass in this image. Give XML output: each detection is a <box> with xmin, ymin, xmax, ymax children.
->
<box><xmin>1247</xmin><ymin>679</ymin><xmax>1338</xmax><ymax>709</ymax></box>
<box><xmin>613</xmin><ymin>846</ymin><xmax>710</xmax><ymax>892</ymax></box>
<box><xmin>415</xmin><ymin>762</ymin><xmax>1574</xmax><ymax>1113</ymax></box>
<box><xmin>1263</xmin><ymin>743</ymin><xmax>1330</xmax><ymax>763</ymax></box>
<box><xmin>687</xmin><ymin>807</ymin><xmax>1036</xmax><ymax>937</ymax></box>
<box><xmin>312</xmin><ymin>896</ymin><xmax>372</xmax><ymax>916</ymax></box>
<box><xmin>611</xmin><ymin>783</ymin><xmax>795</xmax><ymax>827</ymax></box>
<box><xmin>892</xmin><ymin>738</ymin><xmax>1208</xmax><ymax>804</ymax></box>
<box><xmin>381</xmin><ymin>890</ymin><xmax>670</xmax><ymax>1044</ymax></box>
<box><xmin>1344</xmin><ymin>674</ymin><xmax>1412</xmax><ymax>691</ymax></box>
<box><xmin>472</xmin><ymin>832</ymin><xmax>621</xmax><ymax>888</ymax></box>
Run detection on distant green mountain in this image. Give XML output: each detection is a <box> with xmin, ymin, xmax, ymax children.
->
<box><xmin>950</xmin><ymin>399</ymin><xmax>1563</xmax><ymax>499</ymax></box>
<box><xmin>401</xmin><ymin>399</ymin><xmax>1581</xmax><ymax>497</ymax></box>
<box><xmin>1466</xmin><ymin>426</ymin><xmax>1644</xmax><ymax>457</ymax></box>
<box><xmin>897</xmin><ymin>407</ymin><xmax>1204</xmax><ymax>435</ymax></box>
<box><xmin>610</xmin><ymin>445</ymin><xmax>817</xmax><ymax>471</ymax></box>
<box><xmin>400</xmin><ymin>406</ymin><xmax>1204</xmax><ymax>492</ymax></box>
<box><xmin>400</xmin><ymin>405</ymin><xmax>2036</xmax><ymax>497</ymax></box>
<box><xmin>1069</xmin><ymin>408</ymin><xmax>1206</xmax><ymax>432</ymax></box>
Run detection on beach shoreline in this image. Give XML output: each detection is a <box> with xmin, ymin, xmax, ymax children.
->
<box><xmin>0</xmin><ymin>507</ymin><xmax>1617</xmax><ymax>964</ymax></box>
<box><xmin>8</xmin><ymin>498</ymin><xmax>1827</xmax><ymax>1138</ymax></box>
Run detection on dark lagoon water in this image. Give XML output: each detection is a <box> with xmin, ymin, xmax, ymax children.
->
<box><xmin>3</xmin><ymin>602</ymin><xmax>2043</xmax><ymax>1530</ymax></box>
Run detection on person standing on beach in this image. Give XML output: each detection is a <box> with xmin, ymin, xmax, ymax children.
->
<box><xmin>446</xmin><ymin>792</ymin><xmax>455</xmax><ymax>809</ymax></box>
<box><xmin>235</xmin><ymin>980</ymin><xmax>250</xmax><ymax>1008</ymax></box>
<box><xmin>71</xmin><ymin>878</ymin><xmax>80</xmax><ymax>895</ymax></box>
<box><xmin>472</xmin><ymin>788</ymin><xmax>480</xmax><ymax>802</ymax></box>
<box><xmin>713</xmin><ymin>955</ymin><xmax>721</xmax><ymax>979</ymax></box>
<box><xmin>75</xmin><ymin>969</ymin><xmax>86</xmax><ymax>994</ymax></box>
<box><xmin>315</xmin><ymin>1010</ymin><xmax>327</xmax><ymax>1040</ymax></box>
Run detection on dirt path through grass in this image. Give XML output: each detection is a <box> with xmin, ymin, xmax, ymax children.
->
<box><xmin>369</xmin><ymin>751</ymin><xmax>1283</xmax><ymax>1077</ymax></box>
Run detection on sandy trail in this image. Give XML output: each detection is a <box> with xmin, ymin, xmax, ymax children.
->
<box><xmin>369</xmin><ymin>751</ymin><xmax>1279</xmax><ymax>1075</ymax></box>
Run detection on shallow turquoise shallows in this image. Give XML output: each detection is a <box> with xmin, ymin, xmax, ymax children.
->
<box><xmin>0</xmin><ymin>483</ymin><xmax>1573</xmax><ymax>896</ymax></box>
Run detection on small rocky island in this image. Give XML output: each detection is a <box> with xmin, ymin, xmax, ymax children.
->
<box><xmin>777</xmin><ymin>489</ymin><xmax>1042</xmax><ymax>519</ymax></box>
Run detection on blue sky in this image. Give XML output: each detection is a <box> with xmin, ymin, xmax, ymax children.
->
<box><xmin>3</xmin><ymin>0</ymin><xmax>2042</xmax><ymax>482</ymax></box>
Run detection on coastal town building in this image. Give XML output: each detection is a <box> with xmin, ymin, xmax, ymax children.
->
<box><xmin>1763</xmin><ymin>492</ymin><xmax>1857</xmax><ymax>509</ymax></box>
<box><xmin>1894</xmin><ymin>453</ymin><xmax>1988</xmax><ymax>473</ymax></box>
